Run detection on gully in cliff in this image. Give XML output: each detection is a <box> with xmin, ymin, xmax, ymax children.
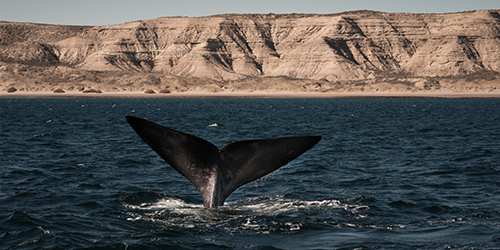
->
<box><xmin>125</xmin><ymin>115</ymin><xmax>321</xmax><ymax>208</ymax></box>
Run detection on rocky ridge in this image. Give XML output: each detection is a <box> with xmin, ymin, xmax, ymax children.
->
<box><xmin>1</xmin><ymin>10</ymin><xmax>500</xmax><ymax>93</ymax></box>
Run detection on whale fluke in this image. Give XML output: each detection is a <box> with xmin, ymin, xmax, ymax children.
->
<box><xmin>125</xmin><ymin>115</ymin><xmax>321</xmax><ymax>208</ymax></box>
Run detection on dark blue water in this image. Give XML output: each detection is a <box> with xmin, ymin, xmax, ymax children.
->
<box><xmin>1</xmin><ymin>98</ymin><xmax>500</xmax><ymax>249</ymax></box>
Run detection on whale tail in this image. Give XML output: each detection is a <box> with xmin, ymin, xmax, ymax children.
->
<box><xmin>125</xmin><ymin>115</ymin><xmax>321</xmax><ymax>208</ymax></box>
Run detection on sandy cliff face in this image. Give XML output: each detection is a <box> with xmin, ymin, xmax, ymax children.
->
<box><xmin>1</xmin><ymin>10</ymin><xmax>500</xmax><ymax>91</ymax></box>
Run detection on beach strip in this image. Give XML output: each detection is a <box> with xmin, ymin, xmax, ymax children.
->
<box><xmin>2</xmin><ymin>90</ymin><xmax>500</xmax><ymax>98</ymax></box>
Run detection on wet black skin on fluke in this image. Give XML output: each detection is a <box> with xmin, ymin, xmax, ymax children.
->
<box><xmin>125</xmin><ymin>115</ymin><xmax>321</xmax><ymax>208</ymax></box>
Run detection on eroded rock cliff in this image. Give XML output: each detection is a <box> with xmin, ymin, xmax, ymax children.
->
<box><xmin>1</xmin><ymin>10</ymin><xmax>500</xmax><ymax>92</ymax></box>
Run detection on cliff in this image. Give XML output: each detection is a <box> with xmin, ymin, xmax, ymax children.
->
<box><xmin>1</xmin><ymin>10</ymin><xmax>500</xmax><ymax>93</ymax></box>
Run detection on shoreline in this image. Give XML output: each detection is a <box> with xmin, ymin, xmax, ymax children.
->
<box><xmin>2</xmin><ymin>90</ymin><xmax>500</xmax><ymax>99</ymax></box>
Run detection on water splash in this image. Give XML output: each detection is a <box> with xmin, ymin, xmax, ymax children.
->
<box><xmin>122</xmin><ymin>192</ymin><xmax>370</xmax><ymax>234</ymax></box>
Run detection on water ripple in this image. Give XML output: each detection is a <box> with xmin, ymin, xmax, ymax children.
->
<box><xmin>2</xmin><ymin>98</ymin><xmax>500</xmax><ymax>249</ymax></box>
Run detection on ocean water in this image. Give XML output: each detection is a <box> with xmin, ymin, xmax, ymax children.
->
<box><xmin>1</xmin><ymin>98</ymin><xmax>500</xmax><ymax>249</ymax></box>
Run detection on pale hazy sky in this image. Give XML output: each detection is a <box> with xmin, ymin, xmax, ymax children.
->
<box><xmin>1</xmin><ymin>0</ymin><xmax>499</xmax><ymax>26</ymax></box>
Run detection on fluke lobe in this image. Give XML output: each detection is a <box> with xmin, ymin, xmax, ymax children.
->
<box><xmin>125</xmin><ymin>115</ymin><xmax>321</xmax><ymax>208</ymax></box>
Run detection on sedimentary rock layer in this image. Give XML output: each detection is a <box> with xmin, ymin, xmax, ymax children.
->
<box><xmin>1</xmin><ymin>10</ymin><xmax>500</xmax><ymax>82</ymax></box>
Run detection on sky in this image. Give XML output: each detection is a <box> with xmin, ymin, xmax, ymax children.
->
<box><xmin>1</xmin><ymin>0</ymin><xmax>500</xmax><ymax>26</ymax></box>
